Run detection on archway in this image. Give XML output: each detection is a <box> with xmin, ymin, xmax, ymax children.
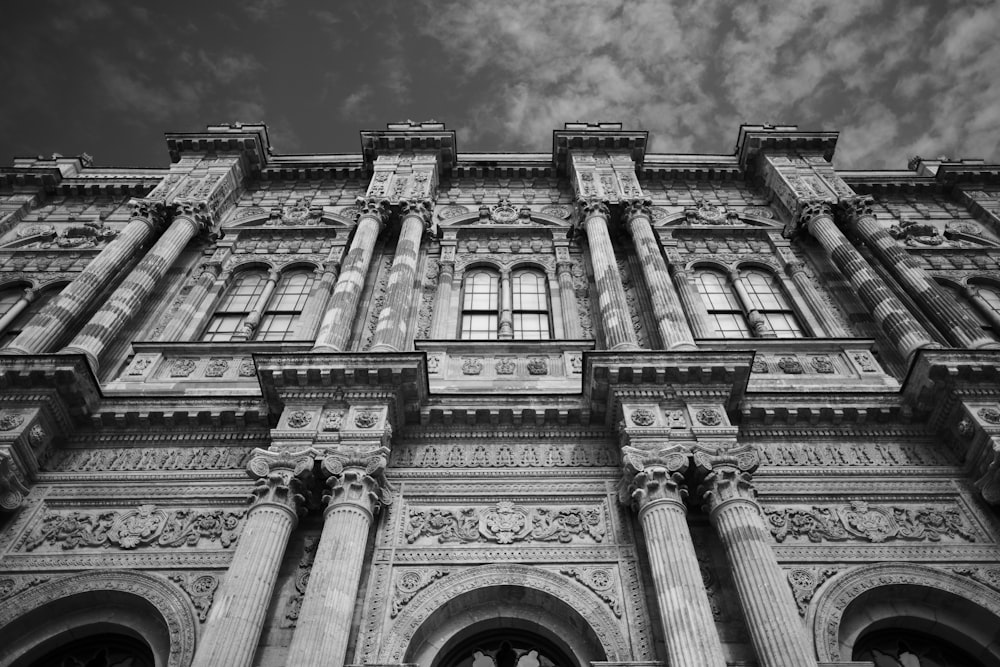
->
<box><xmin>810</xmin><ymin>563</ymin><xmax>1000</xmax><ymax>665</ymax></box>
<box><xmin>0</xmin><ymin>570</ymin><xmax>197</xmax><ymax>667</ymax></box>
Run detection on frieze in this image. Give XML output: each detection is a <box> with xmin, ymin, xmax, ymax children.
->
<box><xmin>390</xmin><ymin>442</ymin><xmax>619</xmax><ymax>468</ymax></box>
<box><xmin>765</xmin><ymin>501</ymin><xmax>977</xmax><ymax>544</ymax></box>
<box><xmin>405</xmin><ymin>501</ymin><xmax>606</xmax><ymax>546</ymax></box>
<box><xmin>168</xmin><ymin>572</ymin><xmax>219</xmax><ymax>622</ymax></box>
<box><xmin>22</xmin><ymin>504</ymin><xmax>245</xmax><ymax>552</ymax></box>
<box><xmin>41</xmin><ymin>447</ymin><xmax>255</xmax><ymax>472</ymax></box>
<box><xmin>756</xmin><ymin>441</ymin><xmax>957</xmax><ymax>468</ymax></box>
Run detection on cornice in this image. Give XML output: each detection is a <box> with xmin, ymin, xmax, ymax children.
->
<box><xmin>552</xmin><ymin>124</ymin><xmax>648</xmax><ymax>176</ymax></box>
<box><xmin>735</xmin><ymin>124</ymin><xmax>839</xmax><ymax>174</ymax></box>
<box><xmin>164</xmin><ymin>123</ymin><xmax>270</xmax><ymax>173</ymax></box>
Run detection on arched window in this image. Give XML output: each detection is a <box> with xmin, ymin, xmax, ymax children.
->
<box><xmin>694</xmin><ymin>267</ymin><xmax>804</xmax><ymax>338</ymax></box>
<box><xmin>201</xmin><ymin>268</ymin><xmax>316</xmax><ymax>342</ymax></box>
<box><xmin>0</xmin><ymin>284</ymin><xmax>64</xmax><ymax>348</ymax></box>
<box><xmin>694</xmin><ymin>268</ymin><xmax>749</xmax><ymax>338</ymax></box>
<box><xmin>460</xmin><ymin>267</ymin><xmax>551</xmax><ymax>340</ymax></box>
<box><xmin>257</xmin><ymin>269</ymin><xmax>315</xmax><ymax>341</ymax></box>
<box><xmin>201</xmin><ymin>270</ymin><xmax>267</xmax><ymax>342</ymax></box>
<box><xmin>940</xmin><ymin>281</ymin><xmax>1000</xmax><ymax>341</ymax></box>
<box><xmin>511</xmin><ymin>269</ymin><xmax>550</xmax><ymax>340</ymax></box>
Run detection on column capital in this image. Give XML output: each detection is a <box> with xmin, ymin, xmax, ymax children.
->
<box><xmin>835</xmin><ymin>195</ymin><xmax>875</xmax><ymax>225</ymax></box>
<box><xmin>355</xmin><ymin>196</ymin><xmax>391</xmax><ymax>227</ymax></box>
<box><xmin>127</xmin><ymin>198</ymin><xmax>169</xmax><ymax>232</ymax></box>
<box><xmin>0</xmin><ymin>449</ymin><xmax>29</xmax><ymax>513</ymax></box>
<box><xmin>621</xmin><ymin>444</ymin><xmax>690</xmax><ymax>511</ymax></box>
<box><xmin>693</xmin><ymin>444</ymin><xmax>761</xmax><ymax>514</ymax></box>
<box><xmin>171</xmin><ymin>200</ymin><xmax>215</xmax><ymax>234</ymax></box>
<box><xmin>320</xmin><ymin>445</ymin><xmax>393</xmax><ymax>518</ymax></box>
<box><xmin>398</xmin><ymin>198</ymin><xmax>436</xmax><ymax>233</ymax></box>
<box><xmin>245</xmin><ymin>449</ymin><xmax>314</xmax><ymax>518</ymax></box>
<box><xmin>622</xmin><ymin>197</ymin><xmax>654</xmax><ymax>223</ymax></box>
<box><xmin>577</xmin><ymin>197</ymin><xmax>611</xmax><ymax>220</ymax></box>
<box><xmin>798</xmin><ymin>199</ymin><xmax>836</xmax><ymax>228</ymax></box>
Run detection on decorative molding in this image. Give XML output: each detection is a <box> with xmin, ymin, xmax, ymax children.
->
<box><xmin>405</xmin><ymin>501</ymin><xmax>606</xmax><ymax>545</ymax></box>
<box><xmin>766</xmin><ymin>501</ymin><xmax>977</xmax><ymax>544</ymax></box>
<box><xmin>560</xmin><ymin>566</ymin><xmax>622</xmax><ymax>617</ymax></box>
<box><xmin>168</xmin><ymin>572</ymin><xmax>219</xmax><ymax>622</ymax></box>
<box><xmin>391</xmin><ymin>568</ymin><xmax>448</xmax><ymax>617</ymax></box>
<box><xmin>786</xmin><ymin>566</ymin><xmax>838</xmax><ymax>616</ymax></box>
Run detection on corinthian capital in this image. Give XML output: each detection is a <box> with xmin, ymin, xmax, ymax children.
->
<box><xmin>691</xmin><ymin>443</ymin><xmax>760</xmax><ymax>513</ymax></box>
<box><xmin>321</xmin><ymin>446</ymin><xmax>393</xmax><ymax>517</ymax></box>
<box><xmin>577</xmin><ymin>197</ymin><xmax>611</xmax><ymax>220</ymax></box>
<box><xmin>622</xmin><ymin>197</ymin><xmax>653</xmax><ymax>223</ymax></box>
<box><xmin>621</xmin><ymin>444</ymin><xmax>690</xmax><ymax>510</ymax></box>
<box><xmin>399</xmin><ymin>198</ymin><xmax>435</xmax><ymax>232</ymax></box>
<box><xmin>127</xmin><ymin>198</ymin><xmax>168</xmax><ymax>231</ymax></box>
<box><xmin>797</xmin><ymin>200</ymin><xmax>835</xmax><ymax>227</ymax></box>
<box><xmin>172</xmin><ymin>200</ymin><xmax>214</xmax><ymax>234</ymax></box>
<box><xmin>355</xmin><ymin>196</ymin><xmax>391</xmax><ymax>227</ymax></box>
<box><xmin>245</xmin><ymin>449</ymin><xmax>315</xmax><ymax>517</ymax></box>
<box><xmin>0</xmin><ymin>449</ymin><xmax>29</xmax><ymax>513</ymax></box>
<box><xmin>835</xmin><ymin>196</ymin><xmax>875</xmax><ymax>225</ymax></box>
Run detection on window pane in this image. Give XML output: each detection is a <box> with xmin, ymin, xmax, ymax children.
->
<box><xmin>461</xmin><ymin>313</ymin><xmax>498</xmax><ymax>339</ymax></box>
<box><xmin>258</xmin><ymin>270</ymin><xmax>315</xmax><ymax>340</ymax></box>
<box><xmin>710</xmin><ymin>313</ymin><xmax>750</xmax><ymax>338</ymax></box>
<box><xmin>695</xmin><ymin>271</ymin><xmax>742</xmax><ymax>310</ymax></box>
<box><xmin>202</xmin><ymin>314</ymin><xmax>244</xmax><ymax>342</ymax></box>
<box><xmin>743</xmin><ymin>270</ymin><xmax>788</xmax><ymax>311</ymax></box>
<box><xmin>978</xmin><ymin>286</ymin><xmax>1000</xmax><ymax>318</ymax></box>
<box><xmin>513</xmin><ymin>313</ymin><xmax>550</xmax><ymax>340</ymax></box>
<box><xmin>461</xmin><ymin>270</ymin><xmax>500</xmax><ymax>339</ymax></box>
<box><xmin>765</xmin><ymin>312</ymin><xmax>804</xmax><ymax>338</ymax></box>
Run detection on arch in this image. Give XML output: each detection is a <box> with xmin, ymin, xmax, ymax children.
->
<box><xmin>0</xmin><ymin>569</ymin><xmax>197</xmax><ymax>667</ymax></box>
<box><xmin>809</xmin><ymin>563</ymin><xmax>1000</xmax><ymax>664</ymax></box>
<box><xmin>382</xmin><ymin>564</ymin><xmax>629</xmax><ymax>665</ymax></box>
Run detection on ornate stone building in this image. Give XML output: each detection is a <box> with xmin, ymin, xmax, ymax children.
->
<box><xmin>0</xmin><ymin>120</ymin><xmax>999</xmax><ymax>667</ymax></box>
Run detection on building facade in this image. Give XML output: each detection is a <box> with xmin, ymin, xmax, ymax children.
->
<box><xmin>0</xmin><ymin>121</ymin><xmax>999</xmax><ymax>667</ymax></box>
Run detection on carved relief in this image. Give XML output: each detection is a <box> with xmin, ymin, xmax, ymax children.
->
<box><xmin>757</xmin><ymin>441</ymin><xmax>956</xmax><ymax>467</ymax></box>
<box><xmin>168</xmin><ymin>573</ymin><xmax>219</xmax><ymax>622</ymax></box>
<box><xmin>390</xmin><ymin>442</ymin><xmax>619</xmax><ymax>468</ymax></box>
<box><xmin>286</xmin><ymin>410</ymin><xmax>313</xmax><ymax>429</ymax></box>
<box><xmin>766</xmin><ymin>501</ymin><xmax>976</xmax><ymax>544</ymax></box>
<box><xmin>391</xmin><ymin>568</ymin><xmax>448</xmax><ymax>617</ymax></box>
<box><xmin>170</xmin><ymin>359</ymin><xmax>197</xmax><ymax>378</ymax></box>
<box><xmin>0</xmin><ymin>413</ymin><xmax>24</xmax><ymax>431</ymax></box>
<box><xmin>405</xmin><ymin>502</ymin><xmax>606</xmax><ymax>545</ymax></box>
<box><xmin>42</xmin><ymin>447</ymin><xmax>255</xmax><ymax>472</ymax></box>
<box><xmin>786</xmin><ymin>567</ymin><xmax>838</xmax><ymax>616</ymax></box>
<box><xmin>283</xmin><ymin>535</ymin><xmax>318</xmax><ymax>628</ymax></box>
<box><xmin>560</xmin><ymin>567</ymin><xmax>622</xmax><ymax>617</ymax></box>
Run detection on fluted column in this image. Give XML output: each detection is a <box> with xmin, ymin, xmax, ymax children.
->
<box><xmin>624</xmin><ymin>199</ymin><xmax>695</xmax><ymax>349</ymax></box>
<box><xmin>622</xmin><ymin>446</ymin><xmax>726</xmax><ymax>667</ymax></box>
<box><xmin>297</xmin><ymin>259</ymin><xmax>340</xmax><ymax>340</ymax></box>
<box><xmin>555</xmin><ymin>257</ymin><xmax>582</xmax><ymax>338</ymax></box>
<box><xmin>370</xmin><ymin>200</ymin><xmax>432</xmax><ymax>352</ymax></box>
<box><xmin>313</xmin><ymin>198</ymin><xmax>389</xmax><ymax>352</ymax></box>
<box><xmin>236</xmin><ymin>269</ymin><xmax>279</xmax><ymax>340</ymax></box>
<box><xmin>287</xmin><ymin>447</ymin><xmax>391</xmax><ymax>666</ymax></box>
<box><xmin>4</xmin><ymin>199</ymin><xmax>166</xmax><ymax>355</ymax></box>
<box><xmin>696</xmin><ymin>449</ymin><xmax>816</xmax><ymax>667</ymax></box>
<box><xmin>192</xmin><ymin>451</ymin><xmax>312</xmax><ymax>667</ymax></box>
<box><xmin>430</xmin><ymin>251</ymin><xmax>455</xmax><ymax>338</ymax></box>
<box><xmin>840</xmin><ymin>198</ymin><xmax>999</xmax><ymax>350</ymax></box>
<box><xmin>783</xmin><ymin>261</ymin><xmax>847</xmax><ymax>337</ymax></box>
<box><xmin>670</xmin><ymin>264</ymin><xmax>714</xmax><ymax>339</ymax></box>
<box><xmin>577</xmin><ymin>198</ymin><xmax>639</xmax><ymax>350</ymax></box>
<box><xmin>802</xmin><ymin>202</ymin><xmax>935</xmax><ymax>361</ymax></box>
<box><xmin>61</xmin><ymin>203</ymin><xmax>207</xmax><ymax>371</ymax></box>
<box><xmin>0</xmin><ymin>288</ymin><xmax>35</xmax><ymax>337</ymax></box>
<box><xmin>161</xmin><ymin>262</ymin><xmax>221</xmax><ymax>341</ymax></box>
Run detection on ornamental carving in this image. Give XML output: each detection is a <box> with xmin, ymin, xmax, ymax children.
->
<box><xmin>427</xmin><ymin>354</ymin><xmax>441</xmax><ymax>373</ymax></box>
<box><xmin>283</xmin><ymin>536</ymin><xmax>318</xmax><ymax>628</ymax></box>
<box><xmin>286</xmin><ymin>410</ymin><xmax>313</xmax><ymax>429</ymax></box>
<box><xmin>42</xmin><ymin>446</ymin><xmax>255</xmax><ymax>472</ymax></box>
<box><xmin>323</xmin><ymin>410</ymin><xmax>345</xmax><ymax>431</ymax></box>
<box><xmin>952</xmin><ymin>566</ymin><xmax>1000</xmax><ymax>593</ymax></box>
<box><xmin>695</xmin><ymin>408</ymin><xmax>722</xmax><ymax>427</ymax></box>
<box><xmin>390</xmin><ymin>442</ymin><xmax>619</xmax><ymax>468</ymax></box>
<box><xmin>204</xmin><ymin>358</ymin><xmax>229</xmax><ymax>377</ymax></box>
<box><xmin>23</xmin><ymin>504</ymin><xmax>245</xmax><ymax>551</ymax></box>
<box><xmin>0</xmin><ymin>413</ymin><xmax>24</xmax><ymax>431</ymax></box>
<box><xmin>978</xmin><ymin>407</ymin><xmax>1000</xmax><ymax>424</ymax></box>
<box><xmin>778</xmin><ymin>357</ymin><xmax>803</xmax><ymax>374</ymax></box>
<box><xmin>786</xmin><ymin>567</ymin><xmax>838</xmax><ymax>616</ymax></box>
<box><xmin>540</xmin><ymin>205</ymin><xmax>571</xmax><ymax>219</ymax></box>
<box><xmin>889</xmin><ymin>219</ymin><xmax>945</xmax><ymax>246</ymax></box>
<box><xmin>560</xmin><ymin>567</ymin><xmax>622</xmax><ymax>617</ymax></box>
<box><xmin>495</xmin><ymin>358</ymin><xmax>516</xmax><ymax>375</ymax></box>
<box><xmin>526</xmin><ymin>357</ymin><xmax>548</xmax><ymax>375</ymax></box>
<box><xmin>462</xmin><ymin>357</ymin><xmax>483</xmax><ymax>375</ymax></box>
<box><xmin>391</xmin><ymin>569</ymin><xmax>448</xmax><ymax>617</ymax></box>
<box><xmin>810</xmin><ymin>356</ymin><xmax>834</xmax><ymax>374</ymax></box>
<box><xmin>683</xmin><ymin>199</ymin><xmax>740</xmax><ymax>225</ymax></box>
<box><xmin>665</xmin><ymin>410</ymin><xmax>686</xmax><ymax>428</ymax></box>
<box><xmin>28</xmin><ymin>424</ymin><xmax>45</xmax><ymax>449</ymax></box>
<box><xmin>852</xmin><ymin>352</ymin><xmax>877</xmax><ymax>372</ymax></box>
<box><xmin>629</xmin><ymin>408</ymin><xmax>656</xmax><ymax>427</ymax></box>
<box><xmin>128</xmin><ymin>357</ymin><xmax>153</xmax><ymax>376</ymax></box>
<box><xmin>438</xmin><ymin>204</ymin><xmax>470</xmax><ymax>219</ymax></box>
<box><xmin>0</xmin><ymin>575</ymin><xmax>49</xmax><ymax>602</ymax></box>
<box><xmin>751</xmin><ymin>356</ymin><xmax>769</xmax><ymax>373</ymax></box>
<box><xmin>170</xmin><ymin>359</ymin><xmax>197</xmax><ymax>378</ymax></box>
<box><xmin>354</xmin><ymin>410</ymin><xmax>380</xmax><ymax>429</ymax></box>
<box><xmin>405</xmin><ymin>502</ymin><xmax>606</xmax><ymax>545</ymax></box>
<box><xmin>743</xmin><ymin>205</ymin><xmax>775</xmax><ymax>219</ymax></box>
<box><xmin>168</xmin><ymin>573</ymin><xmax>219</xmax><ymax>622</ymax></box>
<box><xmin>765</xmin><ymin>501</ymin><xmax>976</xmax><ymax>544</ymax></box>
<box><xmin>568</xmin><ymin>353</ymin><xmax>582</xmax><ymax>373</ymax></box>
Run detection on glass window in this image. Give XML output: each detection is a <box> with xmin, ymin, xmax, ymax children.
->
<box><xmin>694</xmin><ymin>267</ymin><xmax>803</xmax><ymax>339</ymax></box>
<box><xmin>201</xmin><ymin>270</ymin><xmax>266</xmax><ymax>342</ymax></box>
<box><xmin>942</xmin><ymin>282</ymin><xmax>1000</xmax><ymax>341</ymax></box>
<box><xmin>976</xmin><ymin>284</ymin><xmax>1000</xmax><ymax>320</ymax></box>
<box><xmin>743</xmin><ymin>269</ymin><xmax>804</xmax><ymax>338</ymax></box>
<box><xmin>512</xmin><ymin>270</ymin><xmax>550</xmax><ymax>340</ymax></box>
<box><xmin>0</xmin><ymin>284</ymin><xmax>63</xmax><ymax>348</ymax></box>
<box><xmin>258</xmin><ymin>270</ymin><xmax>315</xmax><ymax>341</ymax></box>
<box><xmin>461</xmin><ymin>269</ymin><xmax>500</xmax><ymax>340</ymax></box>
<box><xmin>695</xmin><ymin>269</ymin><xmax>750</xmax><ymax>338</ymax></box>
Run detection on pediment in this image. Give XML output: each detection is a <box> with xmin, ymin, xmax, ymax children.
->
<box><xmin>224</xmin><ymin>204</ymin><xmax>355</xmax><ymax>230</ymax></box>
<box><xmin>653</xmin><ymin>203</ymin><xmax>784</xmax><ymax>229</ymax></box>
<box><xmin>437</xmin><ymin>200</ymin><xmax>573</xmax><ymax>228</ymax></box>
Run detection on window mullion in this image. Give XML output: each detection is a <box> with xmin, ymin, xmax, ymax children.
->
<box><xmin>238</xmin><ymin>270</ymin><xmax>280</xmax><ymax>341</ymax></box>
<box><xmin>731</xmin><ymin>270</ymin><xmax>776</xmax><ymax>339</ymax></box>
<box><xmin>498</xmin><ymin>270</ymin><xmax>513</xmax><ymax>340</ymax></box>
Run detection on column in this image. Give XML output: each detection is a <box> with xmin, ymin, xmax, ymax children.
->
<box><xmin>297</xmin><ymin>257</ymin><xmax>340</xmax><ymax>340</ymax></box>
<box><xmin>730</xmin><ymin>270</ymin><xmax>776</xmax><ymax>338</ymax></box>
<box><xmin>841</xmin><ymin>198</ymin><xmax>999</xmax><ymax>350</ymax></box>
<box><xmin>161</xmin><ymin>263</ymin><xmax>221</xmax><ymax>341</ymax></box>
<box><xmin>370</xmin><ymin>200</ymin><xmax>432</xmax><ymax>352</ymax></box>
<box><xmin>783</xmin><ymin>261</ymin><xmax>848</xmax><ymax>337</ymax></box>
<box><xmin>498</xmin><ymin>270</ymin><xmax>514</xmax><ymax>339</ymax></box>
<box><xmin>192</xmin><ymin>450</ymin><xmax>312</xmax><ymax>667</ymax></box>
<box><xmin>4</xmin><ymin>199</ymin><xmax>166</xmax><ymax>355</ymax></box>
<box><xmin>578</xmin><ymin>198</ymin><xmax>639</xmax><ymax>350</ymax></box>
<box><xmin>61</xmin><ymin>203</ymin><xmax>207</xmax><ymax>372</ymax></box>
<box><xmin>286</xmin><ymin>447</ymin><xmax>391</xmax><ymax>666</ymax></box>
<box><xmin>555</xmin><ymin>256</ymin><xmax>582</xmax><ymax>339</ymax></box>
<box><xmin>696</xmin><ymin>451</ymin><xmax>816</xmax><ymax>667</ymax></box>
<box><xmin>624</xmin><ymin>199</ymin><xmax>696</xmax><ymax>350</ymax></box>
<box><xmin>430</xmin><ymin>249</ymin><xmax>455</xmax><ymax>339</ymax></box>
<box><xmin>236</xmin><ymin>269</ymin><xmax>280</xmax><ymax>340</ymax></box>
<box><xmin>670</xmin><ymin>264</ymin><xmax>714</xmax><ymax>339</ymax></box>
<box><xmin>0</xmin><ymin>288</ymin><xmax>35</xmax><ymax>337</ymax></box>
<box><xmin>313</xmin><ymin>198</ymin><xmax>389</xmax><ymax>352</ymax></box>
<box><xmin>802</xmin><ymin>202</ymin><xmax>935</xmax><ymax>361</ymax></box>
<box><xmin>967</xmin><ymin>286</ymin><xmax>1000</xmax><ymax>332</ymax></box>
<box><xmin>623</xmin><ymin>448</ymin><xmax>726</xmax><ymax>667</ymax></box>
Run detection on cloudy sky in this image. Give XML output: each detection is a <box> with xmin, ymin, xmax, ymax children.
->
<box><xmin>1</xmin><ymin>0</ymin><xmax>998</xmax><ymax>170</ymax></box>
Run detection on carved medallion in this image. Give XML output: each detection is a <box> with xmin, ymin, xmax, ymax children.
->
<box><xmin>810</xmin><ymin>356</ymin><xmax>834</xmax><ymax>374</ymax></box>
<box><xmin>695</xmin><ymin>408</ymin><xmax>722</xmax><ymax>427</ymax></box>
<box><xmin>540</xmin><ymin>205</ymin><xmax>571</xmax><ymax>219</ymax></box>
<box><xmin>354</xmin><ymin>410</ymin><xmax>380</xmax><ymax>429</ymax></box>
<box><xmin>778</xmin><ymin>357</ymin><xmax>804</xmax><ymax>374</ymax></box>
<box><xmin>286</xmin><ymin>411</ymin><xmax>313</xmax><ymax>429</ymax></box>
<box><xmin>629</xmin><ymin>408</ymin><xmax>656</xmax><ymax>427</ymax></box>
<box><xmin>204</xmin><ymin>358</ymin><xmax>229</xmax><ymax>378</ymax></box>
<box><xmin>526</xmin><ymin>357</ymin><xmax>548</xmax><ymax>375</ymax></box>
<box><xmin>495</xmin><ymin>358</ymin><xmax>516</xmax><ymax>375</ymax></box>
<box><xmin>28</xmin><ymin>425</ymin><xmax>45</xmax><ymax>449</ymax></box>
<box><xmin>238</xmin><ymin>358</ymin><xmax>256</xmax><ymax>377</ymax></box>
<box><xmin>0</xmin><ymin>413</ymin><xmax>24</xmax><ymax>431</ymax></box>
<box><xmin>462</xmin><ymin>357</ymin><xmax>483</xmax><ymax>375</ymax></box>
<box><xmin>170</xmin><ymin>359</ymin><xmax>197</xmax><ymax>378</ymax></box>
<box><xmin>978</xmin><ymin>407</ymin><xmax>1000</xmax><ymax>424</ymax></box>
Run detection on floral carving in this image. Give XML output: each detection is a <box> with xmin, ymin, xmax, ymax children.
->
<box><xmin>526</xmin><ymin>357</ymin><xmax>548</xmax><ymax>375</ymax></box>
<box><xmin>24</xmin><ymin>504</ymin><xmax>245</xmax><ymax>551</ymax></box>
<box><xmin>852</xmin><ymin>352</ymin><xmax>877</xmax><ymax>372</ymax></box>
<box><xmin>765</xmin><ymin>501</ymin><xmax>976</xmax><ymax>544</ymax></box>
<box><xmin>204</xmin><ymin>358</ymin><xmax>229</xmax><ymax>378</ymax></box>
<box><xmin>695</xmin><ymin>408</ymin><xmax>722</xmax><ymax>427</ymax></box>
<box><xmin>28</xmin><ymin>424</ymin><xmax>45</xmax><ymax>449</ymax></box>
<box><xmin>427</xmin><ymin>355</ymin><xmax>441</xmax><ymax>373</ymax></box>
<box><xmin>495</xmin><ymin>358</ymin><xmax>516</xmax><ymax>375</ymax></box>
<box><xmin>561</xmin><ymin>567</ymin><xmax>622</xmax><ymax>617</ymax></box>
<box><xmin>128</xmin><ymin>357</ymin><xmax>153</xmax><ymax>376</ymax></box>
<box><xmin>392</xmin><ymin>569</ymin><xmax>448</xmax><ymax>617</ymax></box>
<box><xmin>786</xmin><ymin>567</ymin><xmax>838</xmax><ymax>616</ymax></box>
<box><xmin>437</xmin><ymin>204</ymin><xmax>470</xmax><ymax>219</ymax></box>
<box><xmin>169</xmin><ymin>573</ymin><xmax>219</xmax><ymax>622</ymax></box>
<box><xmin>237</xmin><ymin>358</ymin><xmax>256</xmax><ymax>377</ymax></box>
<box><xmin>0</xmin><ymin>413</ymin><xmax>24</xmax><ymax>431</ymax></box>
<box><xmin>810</xmin><ymin>356</ymin><xmax>834</xmax><ymax>374</ymax></box>
<box><xmin>778</xmin><ymin>357</ymin><xmax>803</xmax><ymax>374</ymax></box>
<box><xmin>462</xmin><ymin>357</ymin><xmax>483</xmax><ymax>375</ymax></box>
<box><xmin>406</xmin><ymin>502</ymin><xmax>606</xmax><ymax>545</ymax></box>
<box><xmin>323</xmin><ymin>410</ymin><xmax>345</xmax><ymax>431</ymax></box>
<box><xmin>170</xmin><ymin>359</ymin><xmax>197</xmax><ymax>378</ymax></box>
<box><xmin>568</xmin><ymin>353</ymin><xmax>583</xmax><ymax>373</ymax></box>
<box><xmin>540</xmin><ymin>205</ymin><xmax>571</xmax><ymax>219</ymax></box>
<box><xmin>683</xmin><ymin>199</ymin><xmax>740</xmax><ymax>225</ymax></box>
<box><xmin>0</xmin><ymin>575</ymin><xmax>49</xmax><ymax>602</ymax></box>
<box><xmin>889</xmin><ymin>219</ymin><xmax>944</xmax><ymax>246</ymax></box>
<box><xmin>630</xmin><ymin>408</ymin><xmax>656</xmax><ymax>427</ymax></box>
<box><xmin>751</xmin><ymin>356</ymin><xmax>769</xmax><ymax>373</ymax></box>
<box><xmin>286</xmin><ymin>410</ymin><xmax>312</xmax><ymax>429</ymax></box>
<box><xmin>354</xmin><ymin>410</ymin><xmax>380</xmax><ymax>429</ymax></box>
<box><xmin>978</xmin><ymin>407</ymin><xmax>1000</xmax><ymax>424</ymax></box>
<box><xmin>284</xmin><ymin>536</ymin><xmax>318</xmax><ymax>628</ymax></box>
<box><xmin>665</xmin><ymin>410</ymin><xmax>686</xmax><ymax>428</ymax></box>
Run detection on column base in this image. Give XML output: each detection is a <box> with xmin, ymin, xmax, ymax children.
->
<box><xmin>311</xmin><ymin>343</ymin><xmax>344</xmax><ymax>353</ymax></box>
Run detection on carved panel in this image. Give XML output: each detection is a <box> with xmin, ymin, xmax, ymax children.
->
<box><xmin>405</xmin><ymin>501</ymin><xmax>607</xmax><ymax>546</ymax></box>
<box><xmin>765</xmin><ymin>501</ymin><xmax>978</xmax><ymax>544</ymax></box>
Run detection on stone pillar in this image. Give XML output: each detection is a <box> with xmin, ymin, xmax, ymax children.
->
<box><xmin>236</xmin><ymin>269</ymin><xmax>280</xmax><ymax>340</ymax></box>
<box><xmin>370</xmin><ymin>200</ymin><xmax>432</xmax><ymax>352</ymax></box>
<box><xmin>191</xmin><ymin>451</ymin><xmax>312</xmax><ymax>667</ymax></box>
<box><xmin>4</xmin><ymin>199</ymin><xmax>166</xmax><ymax>355</ymax></box>
<box><xmin>670</xmin><ymin>264</ymin><xmax>714</xmax><ymax>339</ymax></box>
<box><xmin>729</xmin><ymin>270</ymin><xmax>776</xmax><ymax>338</ymax></box>
<box><xmin>498</xmin><ymin>270</ymin><xmax>514</xmax><ymax>339</ymax></box>
<box><xmin>160</xmin><ymin>262</ymin><xmax>221</xmax><ymax>341</ymax></box>
<box><xmin>802</xmin><ymin>202</ymin><xmax>935</xmax><ymax>361</ymax></box>
<box><xmin>0</xmin><ymin>288</ymin><xmax>35</xmax><ymax>337</ymax></box>
<box><xmin>783</xmin><ymin>261</ymin><xmax>848</xmax><ymax>337</ymax></box>
<box><xmin>696</xmin><ymin>449</ymin><xmax>816</xmax><ymax>667</ymax></box>
<box><xmin>61</xmin><ymin>203</ymin><xmax>207</xmax><ymax>372</ymax></box>
<box><xmin>297</xmin><ymin>258</ymin><xmax>341</xmax><ymax>341</ymax></box>
<box><xmin>313</xmin><ymin>198</ymin><xmax>389</xmax><ymax>352</ymax></box>
<box><xmin>840</xmin><ymin>199</ymin><xmax>999</xmax><ymax>350</ymax></box>
<box><xmin>287</xmin><ymin>447</ymin><xmax>391</xmax><ymax>666</ymax></box>
<box><xmin>0</xmin><ymin>449</ymin><xmax>29</xmax><ymax>513</ymax></box>
<box><xmin>624</xmin><ymin>199</ymin><xmax>695</xmax><ymax>350</ymax></box>
<box><xmin>430</xmin><ymin>248</ymin><xmax>455</xmax><ymax>339</ymax></box>
<box><xmin>577</xmin><ymin>198</ymin><xmax>639</xmax><ymax>350</ymax></box>
<box><xmin>622</xmin><ymin>446</ymin><xmax>726</xmax><ymax>667</ymax></box>
<box><xmin>555</xmin><ymin>253</ymin><xmax>582</xmax><ymax>339</ymax></box>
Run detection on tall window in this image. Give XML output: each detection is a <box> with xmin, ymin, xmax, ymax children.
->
<box><xmin>202</xmin><ymin>268</ymin><xmax>315</xmax><ymax>342</ymax></box>
<box><xmin>460</xmin><ymin>267</ymin><xmax>551</xmax><ymax>340</ymax></box>
<box><xmin>0</xmin><ymin>284</ymin><xmax>63</xmax><ymax>348</ymax></box>
<box><xmin>694</xmin><ymin>267</ymin><xmax>803</xmax><ymax>338</ymax></box>
<box><xmin>258</xmin><ymin>269</ymin><xmax>315</xmax><ymax>341</ymax></box>
<box><xmin>942</xmin><ymin>281</ymin><xmax>1000</xmax><ymax>341</ymax></box>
